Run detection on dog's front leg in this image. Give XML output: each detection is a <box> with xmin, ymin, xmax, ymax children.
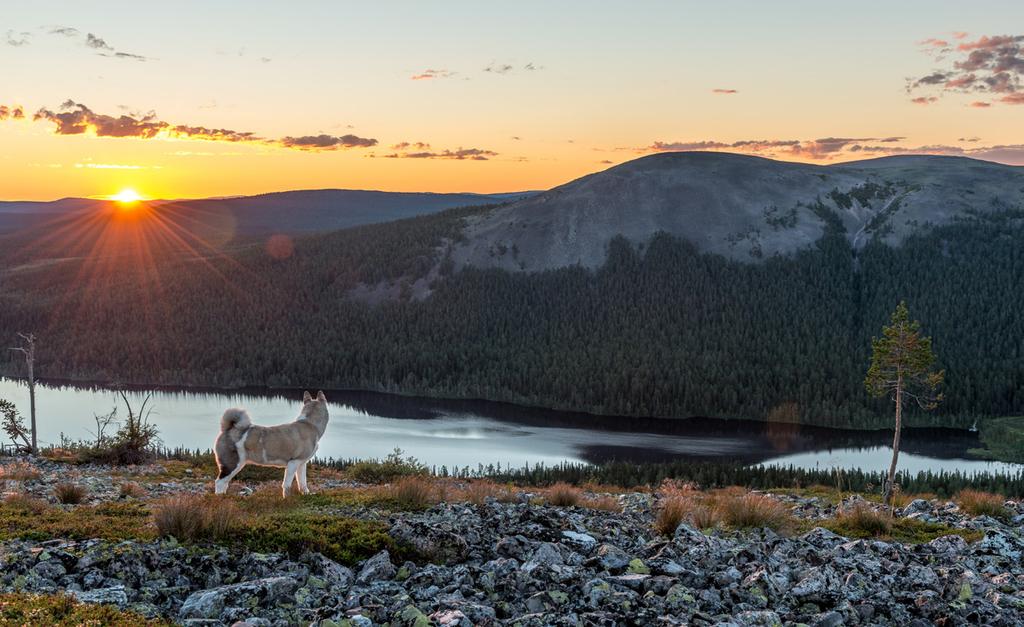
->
<box><xmin>282</xmin><ymin>460</ymin><xmax>300</xmax><ymax>497</ymax></box>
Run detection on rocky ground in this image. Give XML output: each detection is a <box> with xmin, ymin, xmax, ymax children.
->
<box><xmin>2</xmin><ymin>457</ymin><xmax>1024</xmax><ymax>626</ymax></box>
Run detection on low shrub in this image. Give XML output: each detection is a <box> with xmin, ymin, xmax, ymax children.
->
<box><xmin>544</xmin><ymin>483</ymin><xmax>582</xmax><ymax>507</ymax></box>
<box><xmin>54</xmin><ymin>483</ymin><xmax>87</xmax><ymax>505</ymax></box>
<box><xmin>956</xmin><ymin>489</ymin><xmax>1009</xmax><ymax>520</ymax></box>
<box><xmin>345</xmin><ymin>448</ymin><xmax>427</xmax><ymax>484</ymax></box>
<box><xmin>3</xmin><ymin>493</ymin><xmax>48</xmax><ymax>514</ymax></box>
<box><xmin>0</xmin><ymin>593</ymin><xmax>173</xmax><ymax>626</ymax></box>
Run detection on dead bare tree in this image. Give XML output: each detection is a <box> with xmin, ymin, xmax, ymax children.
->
<box><xmin>8</xmin><ymin>333</ymin><xmax>37</xmax><ymax>454</ymax></box>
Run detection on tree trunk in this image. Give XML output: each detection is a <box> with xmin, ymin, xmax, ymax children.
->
<box><xmin>884</xmin><ymin>373</ymin><xmax>903</xmax><ymax>506</ymax></box>
<box><xmin>27</xmin><ymin>356</ymin><xmax>36</xmax><ymax>454</ymax></box>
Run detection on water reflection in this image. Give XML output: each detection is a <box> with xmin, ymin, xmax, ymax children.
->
<box><xmin>0</xmin><ymin>377</ymin><xmax>1017</xmax><ymax>474</ymax></box>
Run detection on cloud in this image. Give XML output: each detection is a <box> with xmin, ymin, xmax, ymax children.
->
<box><xmin>959</xmin><ymin>136</ymin><xmax>981</xmax><ymax>142</ymax></box>
<box><xmin>410</xmin><ymin>68</ymin><xmax>454</xmax><ymax>80</ymax></box>
<box><xmin>390</xmin><ymin>142</ymin><xmax>431</xmax><ymax>150</ymax></box>
<box><xmin>23</xmin><ymin>100</ymin><xmax>377</xmax><ymax>151</ymax></box>
<box><xmin>42</xmin><ymin>27</ymin><xmax>148</xmax><ymax>60</ymax></box>
<box><xmin>910</xmin><ymin>33</ymin><xmax>1024</xmax><ymax>105</ymax></box>
<box><xmin>523</xmin><ymin>62</ymin><xmax>542</xmax><ymax>71</ymax></box>
<box><xmin>484</xmin><ymin>63</ymin><xmax>514</xmax><ymax>75</ymax></box>
<box><xmin>970</xmin><ymin>100</ymin><xmax>992</xmax><ymax>108</ymax></box>
<box><xmin>0</xmin><ymin>105</ymin><xmax>25</xmax><ymax>120</ymax></box>
<box><xmin>644</xmin><ymin>136</ymin><xmax>1024</xmax><ymax>165</ymax></box>
<box><xmin>383</xmin><ymin>147</ymin><xmax>498</xmax><ymax>160</ymax></box>
<box><xmin>712</xmin><ymin>88</ymin><xmax>738</xmax><ymax>94</ymax></box>
<box><xmin>277</xmin><ymin>134</ymin><xmax>377</xmax><ymax>150</ymax></box>
<box><xmin>5</xmin><ymin>30</ymin><xmax>30</xmax><ymax>47</ymax></box>
<box><xmin>49</xmin><ymin>27</ymin><xmax>80</xmax><ymax>37</ymax></box>
<box><xmin>911</xmin><ymin>96</ymin><xmax>938</xmax><ymax>105</ymax></box>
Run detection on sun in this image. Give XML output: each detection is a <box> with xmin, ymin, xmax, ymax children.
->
<box><xmin>110</xmin><ymin>188</ymin><xmax>143</xmax><ymax>205</ymax></box>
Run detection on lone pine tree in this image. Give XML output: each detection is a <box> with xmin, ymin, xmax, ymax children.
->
<box><xmin>865</xmin><ymin>301</ymin><xmax>944</xmax><ymax>506</ymax></box>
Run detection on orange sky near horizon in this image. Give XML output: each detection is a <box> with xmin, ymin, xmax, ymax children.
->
<box><xmin>2</xmin><ymin>2</ymin><xmax>1023</xmax><ymax>201</ymax></box>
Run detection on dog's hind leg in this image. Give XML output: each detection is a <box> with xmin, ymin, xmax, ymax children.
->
<box><xmin>215</xmin><ymin>461</ymin><xmax>245</xmax><ymax>494</ymax></box>
<box><xmin>296</xmin><ymin>461</ymin><xmax>309</xmax><ymax>495</ymax></box>
<box><xmin>282</xmin><ymin>460</ymin><xmax>300</xmax><ymax>498</ymax></box>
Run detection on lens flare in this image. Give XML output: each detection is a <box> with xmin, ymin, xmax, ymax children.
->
<box><xmin>110</xmin><ymin>188</ymin><xmax>143</xmax><ymax>205</ymax></box>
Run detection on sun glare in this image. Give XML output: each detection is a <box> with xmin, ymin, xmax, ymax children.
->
<box><xmin>111</xmin><ymin>188</ymin><xmax>143</xmax><ymax>205</ymax></box>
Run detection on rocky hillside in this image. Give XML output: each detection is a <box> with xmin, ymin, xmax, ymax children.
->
<box><xmin>1</xmin><ymin>458</ymin><xmax>1023</xmax><ymax>625</ymax></box>
<box><xmin>454</xmin><ymin>153</ymin><xmax>1024</xmax><ymax>270</ymax></box>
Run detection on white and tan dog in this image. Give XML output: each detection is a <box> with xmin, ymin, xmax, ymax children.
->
<box><xmin>214</xmin><ymin>390</ymin><xmax>329</xmax><ymax>497</ymax></box>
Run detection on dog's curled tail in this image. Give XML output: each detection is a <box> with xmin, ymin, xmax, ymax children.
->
<box><xmin>220</xmin><ymin>408</ymin><xmax>252</xmax><ymax>433</ymax></box>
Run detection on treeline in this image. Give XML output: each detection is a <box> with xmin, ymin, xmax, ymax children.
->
<box><xmin>1</xmin><ymin>205</ymin><xmax>1023</xmax><ymax>429</ymax></box>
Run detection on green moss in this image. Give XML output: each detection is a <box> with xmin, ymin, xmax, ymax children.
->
<box><xmin>815</xmin><ymin>516</ymin><xmax>983</xmax><ymax>544</ymax></box>
<box><xmin>0</xmin><ymin>500</ymin><xmax>153</xmax><ymax>543</ymax></box>
<box><xmin>230</xmin><ymin>511</ymin><xmax>408</xmax><ymax>565</ymax></box>
<box><xmin>0</xmin><ymin>593</ymin><xmax>173</xmax><ymax>626</ymax></box>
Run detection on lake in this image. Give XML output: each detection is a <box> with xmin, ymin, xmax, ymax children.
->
<box><xmin>0</xmin><ymin>377</ymin><xmax>1019</xmax><ymax>475</ymax></box>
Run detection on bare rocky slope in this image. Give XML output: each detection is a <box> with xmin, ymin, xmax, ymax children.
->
<box><xmin>453</xmin><ymin>152</ymin><xmax>1024</xmax><ymax>270</ymax></box>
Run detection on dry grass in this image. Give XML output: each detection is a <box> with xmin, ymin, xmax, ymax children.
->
<box><xmin>956</xmin><ymin>489</ymin><xmax>1009</xmax><ymax>519</ymax></box>
<box><xmin>544</xmin><ymin>482</ymin><xmax>582</xmax><ymax>507</ymax></box>
<box><xmin>582</xmin><ymin>495</ymin><xmax>622</xmax><ymax>512</ymax></box>
<box><xmin>119</xmin><ymin>481</ymin><xmax>146</xmax><ymax>499</ymax></box>
<box><xmin>383</xmin><ymin>476</ymin><xmax>440</xmax><ymax>509</ymax></box>
<box><xmin>3</xmin><ymin>493</ymin><xmax>49</xmax><ymax>514</ymax></box>
<box><xmin>715</xmin><ymin>491</ymin><xmax>794</xmax><ymax>531</ymax></box>
<box><xmin>53</xmin><ymin>483</ymin><xmax>87</xmax><ymax>505</ymax></box>
<box><xmin>0</xmin><ymin>461</ymin><xmax>41</xmax><ymax>482</ymax></box>
<box><xmin>654</xmin><ymin>487</ymin><xmax>794</xmax><ymax>536</ymax></box>
<box><xmin>833</xmin><ymin>503</ymin><xmax>893</xmax><ymax>537</ymax></box>
<box><xmin>153</xmin><ymin>494</ymin><xmax>239</xmax><ymax>542</ymax></box>
<box><xmin>460</xmin><ymin>480</ymin><xmax>517</xmax><ymax>505</ymax></box>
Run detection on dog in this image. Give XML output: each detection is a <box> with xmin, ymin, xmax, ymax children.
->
<box><xmin>214</xmin><ymin>390</ymin><xmax>329</xmax><ymax>497</ymax></box>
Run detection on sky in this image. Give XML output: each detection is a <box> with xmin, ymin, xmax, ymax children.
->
<box><xmin>2</xmin><ymin>1</ymin><xmax>1023</xmax><ymax>200</ymax></box>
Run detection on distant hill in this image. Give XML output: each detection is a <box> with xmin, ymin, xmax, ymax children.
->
<box><xmin>0</xmin><ymin>188</ymin><xmax>533</xmax><ymax>237</ymax></box>
<box><xmin>454</xmin><ymin>152</ymin><xmax>1024</xmax><ymax>270</ymax></box>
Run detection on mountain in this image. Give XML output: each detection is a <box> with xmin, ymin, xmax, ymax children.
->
<box><xmin>2</xmin><ymin>152</ymin><xmax>1023</xmax><ymax>429</ymax></box>
<box><xmin>0</xmin><ymin>188</ymin><xmax>532</xmax><ymax>237</ymax></box>
<box><xmin>454</xmin><ymin>152</ymin><xmax>1024</xmax><ymax>270</ymax></box>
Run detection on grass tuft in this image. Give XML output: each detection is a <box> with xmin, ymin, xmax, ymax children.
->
<box><xmin>544</xmin><ymin>482</ymin><xmax>582</xmax><ymax>507</ymax></box>
<box><xmin>956</xmin><ymin>489</ymin><xmax>1009</xmax><ymax>520</ymax></box>
<box><xmin>0</xmin><ymin>593</ymin><xmax>173</xmax><ymax>625</ymax></box>
<box><xmin>53</xmin><ymin>483</ymin><xmax>87</xmax><ymax>505</ymax></box>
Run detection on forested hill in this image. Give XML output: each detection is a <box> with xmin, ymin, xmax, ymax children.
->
<box><xmin>455</xmin><ymin>152</ymin><xmax>1024</xmax><ymax>270</ymax></box>
<box><xmin>1</xmin><ymin>153</ymin><xmax>1023</xmax><ymax>429</ymax></box>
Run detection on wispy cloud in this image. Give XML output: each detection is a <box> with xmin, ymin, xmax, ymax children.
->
<box><xmin>410</xmin><ymin>68</ymin><xmax>455</xmax><ymax>80</ymax></box>
<box><xmin>5</xmin><ymin>30</ymin><xmax>31</xmax><ymax>47</ymax></box>
<box><xmin>382</xmin><ymin>147</ymin><xmax>498</xmax><ymax>160</ymax></box>
<box><xmin>712</xmin><ymin>88</ymin><xmax>738</xmax><ymax>94</ymax></box>
<box><xmin>390</xmin><ymin>142</ymin><xmax>431</xmax><ymax>150</ymax></box>
<box><xmin>911</xmin><ymin>96</ymin><xmax>938</xmax><ymax>105</ymax></box>
<box><xmin>23</xmin><ymin>100</ymin><xmax>377</xmax><ymax>151</ymax></box>
<box><xmin>41</xmin><ymin>26</ymin><xmax>148</xmax><ymax>60</ymax></box>
<box><xmin>909</xmin><ymin>33</ymin><xmax>1024</xmax><ymax>106</ymax></box>
<box><xmin>484</xmin><ymin>63</ymin><xmax>514</xmax><ymax>75</ymax></box>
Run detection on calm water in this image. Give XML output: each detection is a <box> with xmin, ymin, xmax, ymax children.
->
<box><xmin>0</xmin><ymin>378</ymin><xmax>1019</xmax><ymax>475</ymax></box>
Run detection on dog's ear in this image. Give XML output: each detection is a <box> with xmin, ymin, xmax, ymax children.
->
<box><xmin>303</xmin><ymin>390</ymin><xmax>313</xmax><ymax>403</ymax></box>
<box><xmin>316</xmin><ymin>390</ymin><xmax>326</xmax><ymax>402</ymax></box>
